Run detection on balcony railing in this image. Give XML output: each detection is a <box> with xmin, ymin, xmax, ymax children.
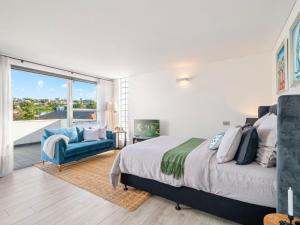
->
<box><xmin>13</xmin><ymin>118</ymin><xmax>98</xmax><ymax>146</ymax></box>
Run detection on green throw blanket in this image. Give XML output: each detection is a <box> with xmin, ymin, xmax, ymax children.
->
<box><xmin>160</xmin><ymin>138</ymin><xmax>206</xmax><ymax>179</ymax></box>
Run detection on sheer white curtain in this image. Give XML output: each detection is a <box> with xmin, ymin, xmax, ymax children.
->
<box><xmin>97</xmin><ymin>79</ymin><xmax>114</xmax><ymax>129</ymax></box>
<box><xmin>0</xmin><ymin>56</ymin><xmax>13</xmax><ymax>177</ymax></box>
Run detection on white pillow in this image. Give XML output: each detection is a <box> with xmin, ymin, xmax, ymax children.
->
<box><xmin>256</xmin><ymin>113</ymin><xmax>277</xmax><ymax>148</ymax></box>
<box><xmin>83</xmin><ymin>126</ymin><xmax>107</xmax><ymax>141</ymax></box>
<box><xmin>98</xmin><ymin>126</ymin><xmax>107</xmax><ymax>139</ymax></box>
<box><xmin>217</xmin><ymin>127</ymin><xmax>243</xmax><ymax>163</ymax></box>
<box><xmin>83</xmin><ymin>127</ymin><xmax>100</xmax><ymax>141</ymax></box>
<box><xmin>253</xmin><ymin>113</ymin><xmax>270</xmax><ymax>128</ymax></box>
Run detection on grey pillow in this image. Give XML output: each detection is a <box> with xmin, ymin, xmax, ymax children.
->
<box><xmin>256</xmin><ymin>146</ymin><xmax>276</xmax><ymax>167</ymax></box>
<box><xmin>255</xmin><ymin>113</ymin><xmax>277</xmax><ymax>167</ymax></box>
<box><xmin>235</xmin><ymin>126</ymin><xmax>258</xmax><ymax>165</ymax></box>
<box><xmin>208</xmin><ymin>133</ymin><xmax>225</xmax><ymax>150</ymax></box>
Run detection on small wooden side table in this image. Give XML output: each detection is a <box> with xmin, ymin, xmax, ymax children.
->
<box><xmin>115</xmin><ymin>131</ymin><xmax>127</xmax><ymax>149</ymax></box>
<box><xmin>264</xmin><ymin>213</ymin><xmax>300</xmax><ymax>225</ymax></box>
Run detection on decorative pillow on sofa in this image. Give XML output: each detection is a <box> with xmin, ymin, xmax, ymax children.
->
<box><xmin>217</xmin><ymin>127</ymin><xmax>242</xmax><ymax>163</ymax></box>
<box><xmin>98</xmin><ymin>126</ymin><xmax>107</xmax><ymax>139</ymax></box>
<box><xmin>234</xmin><ymin>126</ymin><xmax>258</xmax><ymax>165</ymax></box>
<box><xmin>76</xmin><ymin>127</ymin><xmax>84</xmax><ymax>142</ymax></box>
<box><xmin>83</xmin><ymin>127</ymin><xmax>107</xmax><ymax>141</ymax></box>
<box><xmin>45</xmin><ymin>127</ymin><xmax>78</xmax><ymax>143</ymax></box>
<box><xmin>208</xmin><ymin>133</ymin><xmax>225</xmax><ymax>150</ymax></box>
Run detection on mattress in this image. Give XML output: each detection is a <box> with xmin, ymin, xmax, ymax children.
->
<box><xmin>110</xmin><ymin>136</ymin><xmax>276</xmax><ymax>207</ymax></box>
<box><xmin>209</xmin><ymin>156</ymin><xmax>276</xmax><ymax>207</ymax></box>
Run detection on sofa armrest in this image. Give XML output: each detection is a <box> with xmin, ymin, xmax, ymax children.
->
<box><xmin>41</xmin><ymin>135</ymin><xmax>67</xmax><ymax>165</ymax></box>
<box><xmin>106</xmin><ymin>130</ymin><xmax>116</xmax><ymax>148</ymax></box>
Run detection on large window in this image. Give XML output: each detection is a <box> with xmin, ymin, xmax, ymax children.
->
<box><xmin>119</xmin><ymin>78</ymin><xmax>128</xmax><ymax>139</ymax></box>
<box><xmin>12</xmin><ymin>69</ymin><xmax>67</xmax><ymax>121</ymax></box>
<box><xmin>12</xmin><ymin>69</ymin><xmax>68</xmax><ymax>170</ymax></box>
<box><xmin>11</xmin><ymin>68</ymin><xmax>99</xmax><ymax>143</ymax></box>
<box><xmin>11</xmin><ymin>67</ymin><xmax>104</xmax><ymax>170</ymax></box>
<box><xmin>72</xmin><ymin>80</ymin><xmax>97</xmax><ymax>127</ymax></box>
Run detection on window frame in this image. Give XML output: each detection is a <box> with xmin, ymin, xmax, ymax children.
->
<box><xmin>11</xmin><ymin>66</ymin><xmax>98</xmax><ymax>128</ymax></box>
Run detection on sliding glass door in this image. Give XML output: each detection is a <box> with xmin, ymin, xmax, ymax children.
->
<box><xmin>11</xmin><ymin>69</ymin><xmax>68</xmax><ymax>169</ymax></box>
<box><xmin>72</xmin><ymin>80</ymin><xmax>97</xmax><ymax>128</ymax></box>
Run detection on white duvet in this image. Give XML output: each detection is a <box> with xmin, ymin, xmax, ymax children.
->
<box><xmin>110</xmin><ymin>136</ymin><xmax>276</xmax><ymax>207</ymax></box>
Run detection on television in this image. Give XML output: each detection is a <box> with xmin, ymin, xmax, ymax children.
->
<box><xmin>134</xmin><ymin>119</ymin><xmax>160</xmax><ymax>138</ymax></box>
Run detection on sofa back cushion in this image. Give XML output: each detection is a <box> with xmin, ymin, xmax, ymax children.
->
<box><xmin>45</xmin><ymin>127</ymin><xmax>78</xmax><ymax>143</ymax></box>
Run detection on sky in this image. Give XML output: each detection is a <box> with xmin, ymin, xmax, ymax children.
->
<box><xmin>12</xmin><ymin>69</ymin><xmax>96</xmax><ymax>100</ymax></box>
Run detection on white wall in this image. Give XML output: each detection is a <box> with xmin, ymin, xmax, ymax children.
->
<box><xmin>128</xmin><ymin>52</ymin><xmax>272</xmax><ymax>139</ymax></box>
<box><xmin>13</xmin><ymin>120</ymin><xmax>62</xmax><ymax>145</ymax></box>
<box><xmin>272</xmin><ymin>0</ymin><xmax>300</xmax><ymax>102</ymax></box>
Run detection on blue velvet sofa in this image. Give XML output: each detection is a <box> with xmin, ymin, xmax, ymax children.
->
<box><xmin>41</xmin><ymin>127</ymin><xmax>116</xmax><ymax>170</ymax></box>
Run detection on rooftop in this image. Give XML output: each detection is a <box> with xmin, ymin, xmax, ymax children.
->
<box><xmin>38</xmin><ymin>109</ymin><xmax>96</xmax><ymax>120</ymax></box>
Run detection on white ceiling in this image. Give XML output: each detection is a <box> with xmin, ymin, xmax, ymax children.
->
<box><xmin>0</xmin><ymin>0</ymin><xmax>296</xmax><ymax>78</ymax></box>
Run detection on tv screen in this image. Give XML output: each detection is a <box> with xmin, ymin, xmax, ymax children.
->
<box><xmin>134</xmin><ymin>119</ymin><xmax>160</xmax><ymax>138</ymax></box>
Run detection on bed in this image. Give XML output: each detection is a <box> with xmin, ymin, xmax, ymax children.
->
<box><xmin>110</xmin><ymin>106</ymin><xmax>277</xmax><ymax>225</ymax></box>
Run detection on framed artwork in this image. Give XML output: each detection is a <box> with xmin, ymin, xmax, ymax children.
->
<box><xmin>276</xmin><ymin>39</ymin><xmax>288</xmax><ymax>93</ymax></box>
<box><xmin>289</xmin><ymin>12</ymin><xmax>300</xmax><ymax>86</ymax></box>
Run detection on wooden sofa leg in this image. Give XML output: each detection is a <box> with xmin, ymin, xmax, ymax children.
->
<box><xmin>58</xmin><ymin>165</ymin><xmax>62</xmax><ymax>172</ymax></box>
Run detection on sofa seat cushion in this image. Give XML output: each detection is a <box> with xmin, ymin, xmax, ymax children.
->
<box><xmin>64</xmin><ymin>139</ymin><xmax>113</xmax><ymax>158</ymax></box>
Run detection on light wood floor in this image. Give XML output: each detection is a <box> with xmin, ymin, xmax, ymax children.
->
<box><xmin>0</xmin><ymin>167</ymin><xmax>238</xmax><ymax>225</ymax></box>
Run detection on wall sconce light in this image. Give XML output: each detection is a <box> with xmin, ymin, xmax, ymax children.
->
<box><xmin>176</xmin><ymin>75</ymin><xmax>191</xmax><ymax>88</ymax></box>
<box><xmin>176</xmin><ymin>77</ymin><xmax>191</xmax><ymax>82</ymax></box>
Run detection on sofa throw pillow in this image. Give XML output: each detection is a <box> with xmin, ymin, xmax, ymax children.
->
<box><xmin>83</xmin><ymin>127</ymin><xmax>101</xmax><ymax>141</ymax></box>
<box><xmin>76</xmin><ymin>127</ymin><xmax>84</xmax><ymax>142</ymax></box>
<box><xmin>83</xmin><ymin>126</ymin><xmax>107</xmax><ymax>141</ymax></box>
<box><xmin>99</xmin><ymin>126</ymin><xmax>107</xmax><ymax>139</ymax></box>
<box><xmin>208</xmin><ymin>133</ymin><xmax>225</xmax><ymax>150</ymax></box>
<box><xmin>234</xmin><ymin>126</ymin><xmax>258</xmax><ymax>165</ymax></box>
<box><xmin>45</xmin><ymin>127</ymin><xmax>78</xmax><ymax>144</ymax></box>
<box><xmin>217</xmin><ymin>127</ymin><xmax>242</xmax><ymax>163</ymax></box>
<box><xmin>256</xmin><ymin>113</ymin><xmax>277</xmax><ymax>148</ymax></box>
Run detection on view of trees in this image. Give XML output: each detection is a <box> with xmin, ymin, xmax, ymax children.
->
<box><xmin>13</xmin><ymin>98</ymin><xmax>96</xmax><ymax>120</ymax></box>
<box><xmin>12</xmin><ymin>70</ymin><xmax>97</xmax><ymax>121</ymax></box>
<box><xmin>13</xmin><ymin>98</ymin><xmax>66</xmax><ymax>120</ymax></box>
<box><xmin>73</xmin><ymin>100</ymin><xmax>96</xmax><ymax>109</ymax></box>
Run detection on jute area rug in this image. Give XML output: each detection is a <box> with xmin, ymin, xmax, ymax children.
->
<box><xmin>35</xmin><ymin>150</ymin><xmax>150</xmax><ymax>211</ymax></box>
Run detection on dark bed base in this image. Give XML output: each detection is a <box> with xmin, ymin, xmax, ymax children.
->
<box><xmin>121</xmin><ymin>173</ymin><xmax>275</xmax><ymax>225</ymax></box>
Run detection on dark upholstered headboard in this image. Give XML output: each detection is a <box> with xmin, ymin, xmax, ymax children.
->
<box><xmin>258</xmin><ymin>98</ymin><xmax>299</xmax><ymax>217</ymax></box>
<box><xmin>258</xmin><ymin>104</ymin><xmax>277</xmax><ymax>118</ymax></box>
<box><xmin>277</xmin><ymin>95</ymin><xmax>300</xmax><ymax>217</ymax></box>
